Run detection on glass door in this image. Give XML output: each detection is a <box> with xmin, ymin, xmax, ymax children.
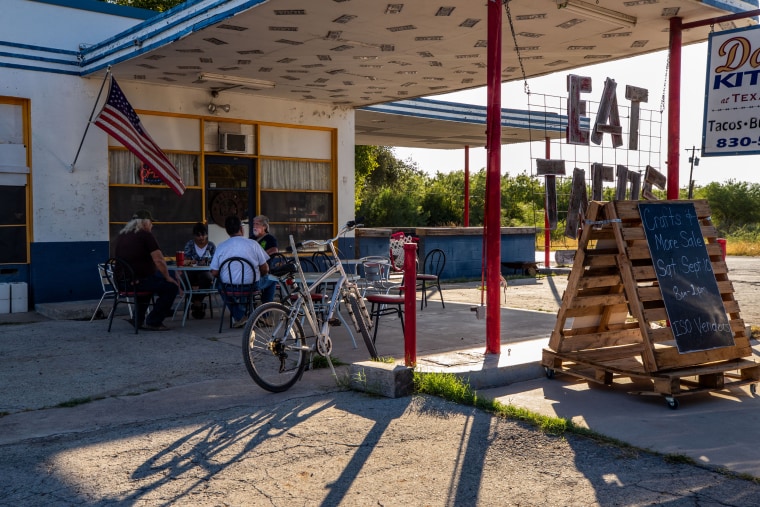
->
<box><xmin>205</xmin><ymin>156</ymin><xmax>256</xmax><ymax>238</ymax></box>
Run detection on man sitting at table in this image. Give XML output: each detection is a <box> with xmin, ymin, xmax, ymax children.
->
<box><xmin>210</xmin><ymin>215</ymin><xmax>272</xmax><ymax>328</ymax></box>
<box><xmin>252</xmin><ymin>214</ymin><xmax>280</xmax><ymax>302</ymax></box>
<box><xmin>114</xmin><ymin>209</ymin><xmax>180</xmax><ymax>331</ymax></box>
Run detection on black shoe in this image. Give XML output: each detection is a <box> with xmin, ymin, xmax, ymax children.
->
<box><xmin>191</xmin><ymin>303</ymin><xmax>206</xmax><ymax>319</ymax></box>
<box><xmin>142</xmin><ymin>323</ymin><xmax>170</xmax><ymax>331</ymax></box>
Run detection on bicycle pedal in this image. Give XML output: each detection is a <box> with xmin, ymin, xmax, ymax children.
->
<box><xmin>328</xmin><ymin>317</ymin><xmax>342</xmax><ymax>326</ymax></box>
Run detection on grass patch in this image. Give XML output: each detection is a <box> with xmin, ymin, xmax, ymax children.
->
<box><xmin>725</xmin><ymin>239</ymin><xmax>760</xmax><ymax>256</ymax></box>
<box><xmin>372</xmin><ymin>356</ymin><xmax>396</xmax><ymax>364</ymax></box>
<box><xmin>311</xmin><ymin>355</ymin><xmax>347</xmax><ymax>369</ymax></box>
<box><xmin>413</xmin><ymin>371</ymin><xmax>760</xmax><ymax>483</ymax></box>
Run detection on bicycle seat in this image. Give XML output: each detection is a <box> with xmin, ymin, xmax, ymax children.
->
<box><xmin>270</xmin><ymin>262</ymin><xmax>297</xmax><ymax>277</ymax></box>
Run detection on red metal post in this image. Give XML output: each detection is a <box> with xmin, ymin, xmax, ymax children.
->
<box><xmin>485</xmin><ymin>0</ymin><xmax>502</xmax><ymax>354</ymax></box>
<box><xmin>544</xmin><ymin>137</ymin><xmax>551</xmax><ymax>268</ymax></box>
<box><xmin>667</xmin><ymin>17</ymin><xmax>682</xmax><ymax>200</ymax></box>
<box><xmin>403</xmin><ymin>242</ymin><xmax>417</xmax><ymax>366</ymax></box>
<box><xmin>464</xmin><ymin>145</ymin><xmax>470</xmax><ymax>227</ymax></box>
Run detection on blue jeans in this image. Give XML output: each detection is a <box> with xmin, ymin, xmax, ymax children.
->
<box><xmin>219</xmin><ymin>282</ymin><xmax>259</xmax><ymax>321</ymax></box>
<box><xmin>258</xmin><ymin>274</ymin><xmax>277</xmax><ymax>304</ymax></box>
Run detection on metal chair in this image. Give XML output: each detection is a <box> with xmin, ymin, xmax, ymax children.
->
<box><xmin>311</xmin><ymin>251</ymin><xmax>335</xmax><ymax>272</ymax></box>
<box><xmin>217</xmin><ymin>256</ymin><xmax>260</xmax><ymax>332</ymax></box>
<box><xmin>172</xmin><ymin>268</ymin><xmax>216</xmax><ymax>327</ymax></box>
<box><xmin>104</xmin><ymin>258</ymin><xmax>155</xmax><ymax>334</ymax></box>
<box><xmin>417</xmin><ymin>248</ymin><xmax>446</xmax><ymax>310</ymax></box>
<box><xmin>365</xmin><ymin>287</ymin><xmax>405</xmax><ymax>344</ymax></box>
<box><xmin>358</xmin><ymin>256</ymin><xmax>395</xmax><ymax>296</ymax></box>
<box><xmin>268</xmin><ymin>252</ymin><xmax>289</xmax><ymax>270</ymax></box>
<box><xmin>90</xmin><ymin>263</ymin><xmax>117</xmax><ymax>321</ymax></box>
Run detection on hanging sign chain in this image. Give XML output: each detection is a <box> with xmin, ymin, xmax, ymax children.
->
<box><xmin>659</xmin><ymin>56</ymin><xmax>669</xmax><ymax>114</ymax></box>
<box><xmin>504</xmin><ymin>0</ymin><xmax>530</xmax><ymax>95</ymax></box>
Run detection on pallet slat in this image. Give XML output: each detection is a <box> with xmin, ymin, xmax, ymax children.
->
<box><xmin>543</xmin><ymin>199</ymin><xmax>756</xmax><ymax>405</ymax></box>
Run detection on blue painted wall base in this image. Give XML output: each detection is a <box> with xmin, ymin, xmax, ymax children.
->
<box><xmin>355</xmin><ymin>227</ymin><xmax>537</xmax><ymax>280</ymax></box>
<box><xmin>30</xmin><ymin>241</ymin><xmax>110</xmax><ymax>304</ymax></box>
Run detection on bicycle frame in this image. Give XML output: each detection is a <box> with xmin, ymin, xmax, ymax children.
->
<box><xmin>283</xmin><ymin>223</ymin><xmax>371</xmax><ymax>357</ymax></box>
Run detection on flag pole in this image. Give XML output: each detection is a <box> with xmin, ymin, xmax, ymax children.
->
<box><xmin>69</xmin><ymin>67</ymin><xmax>111</xmax><ymax>173</ymax></box>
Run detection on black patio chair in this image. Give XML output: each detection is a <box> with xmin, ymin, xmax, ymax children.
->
<box><xmin>217</xmin><ymin>256</ymin><xmax>260</xmax><ymax>332</ymax></box>
<box><xmin>416</xmin><ymin>248</ymin><xmax>446</xmax><ymax>310</ymax></box>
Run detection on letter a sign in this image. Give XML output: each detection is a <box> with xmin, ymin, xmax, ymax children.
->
<box><xmin>703</xmin><ymin>24</ymin><xmax>760</xmax><ymax>157</ymax></box>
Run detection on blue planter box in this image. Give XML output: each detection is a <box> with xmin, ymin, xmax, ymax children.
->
<box><xmin>354</xmin><ymin>227</ymin><xmax>537</xmax><ymax>280</ymax></box>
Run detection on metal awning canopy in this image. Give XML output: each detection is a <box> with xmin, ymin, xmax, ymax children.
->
<box><xmin>79</xmin><ymin>0</ymin><xmax>758</xmax><ymax>116</ymax></box>
<box><xmin>355</xmin><ymin>97</ymin><xmax>588</xmax><ymax>148</ymax></box>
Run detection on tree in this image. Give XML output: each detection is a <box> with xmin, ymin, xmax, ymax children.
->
<box><xmin>354</xmin><ymin>146</ymin><xmax>430</xmax><ymax>227</ymax></box>
<box><xmin>703</xmin><ymin>180</ymin><xmax>760</xmax><ymax>234</ymax></box>
<box><xmin>354</xmin><ymin>146</ymin><xmax>378</xmax><ymax>208</ymax></box>
<box><xmin>100</xmin><ymin>0</ymin><xmax>184</xmax><ymax>11</ymax></box>
<box><xmin>421</xmin><ymin>171</ymin><xmax>466</xmax><ymax>226</ymax></box>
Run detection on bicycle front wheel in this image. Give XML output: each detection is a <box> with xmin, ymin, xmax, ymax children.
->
<box><xmin>242</xmin><ymin>302</ymin><xmax>307</xmax><ymax>393</ymax></box>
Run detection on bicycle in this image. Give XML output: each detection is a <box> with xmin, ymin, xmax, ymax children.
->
<box><xmin>241</xmin><ymin>220</ymin><xmax>378</xmax><ymax>392</ymax></box>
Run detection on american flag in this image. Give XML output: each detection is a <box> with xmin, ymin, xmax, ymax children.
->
<box><xmin>94</xmin><ymin>77</ymin><xmax>185</xmax><ymax>196</ymax></box>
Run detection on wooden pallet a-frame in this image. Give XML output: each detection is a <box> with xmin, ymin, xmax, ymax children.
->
<box><xmin>542</xmin><ymin>199</ymin><xmax>758</xmax><ymax>407</ymax></box>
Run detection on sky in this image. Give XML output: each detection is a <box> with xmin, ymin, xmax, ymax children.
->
<box><xmin>393</xmin><ymin>42</ymin><xmax>760</xmax><ymax>187</ymax></box>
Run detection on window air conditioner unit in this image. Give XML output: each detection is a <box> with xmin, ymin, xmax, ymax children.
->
<box><xmin>219</xmin><ymin>133</ymin><xmax>247</xmax><ymax>154</ymax></box>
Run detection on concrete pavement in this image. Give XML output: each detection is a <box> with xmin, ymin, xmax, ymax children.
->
<box><xmin>2</xmin><ymin>280</ymin><xmax>760</xmax><ymax>484</ymax></box>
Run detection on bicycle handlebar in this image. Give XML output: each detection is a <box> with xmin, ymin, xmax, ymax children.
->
<box><xmin>285</xmin><ymin>220</ymin><xmax>362</xmax><ymax>252</ymax></box>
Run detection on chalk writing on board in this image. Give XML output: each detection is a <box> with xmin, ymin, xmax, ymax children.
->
<box><xmin>639</xmin><ymin>202</ymin><xmax>734</xmax><ymax>353</ymax></box>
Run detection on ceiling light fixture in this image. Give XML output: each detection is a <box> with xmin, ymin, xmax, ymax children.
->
<box><xmin>556</xmin><ymin>0</ymin><xmax>637</xmax><ymax>28</ymax></box>
<box><xmin>208</xmin><ymin>103</ymin><xmax>231</xmax><ymax>113</ymax></box>
<box><xmin>198</xmin><ymin>72</ymin><xmax>276</xmax><ymax>88</ymax></box>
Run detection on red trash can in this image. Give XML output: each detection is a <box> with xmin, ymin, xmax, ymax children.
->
<box><xmin>716</xmin><ymin>238</ymin><xmax>727</xmax><ymax>261</ymax></box>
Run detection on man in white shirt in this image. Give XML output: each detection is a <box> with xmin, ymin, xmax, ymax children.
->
<box><xmin>210</xmin><ymin>215</ymin><xmax>270</xmax><ymax>328</ymax></box>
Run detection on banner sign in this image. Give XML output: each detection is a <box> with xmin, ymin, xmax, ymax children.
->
<box><xmin>703</xmin><ymin>25</ymin><xmax>760</xmax><ymax>157</ymax></box>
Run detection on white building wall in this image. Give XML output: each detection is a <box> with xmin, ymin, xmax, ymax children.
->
<box><xmin>1</xmin><ymin>0</ymin><xmax>357</xmax><ymax>303</ymax></box>
<box><xmin>0</xmin><ymin>70</ymin><xmax>355</xmax><ymax>243</ymax></box>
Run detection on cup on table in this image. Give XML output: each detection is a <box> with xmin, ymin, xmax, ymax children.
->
<box><xmin>176</xmin><ymin>251</ymin><xmax>185</xmax><ymax>266</ymax></box>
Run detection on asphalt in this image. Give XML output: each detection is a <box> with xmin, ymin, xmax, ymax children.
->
<box><xmin>2</xmin><ymin>278</ymin><xmax>760</xmax><ymax>483</ymax></box>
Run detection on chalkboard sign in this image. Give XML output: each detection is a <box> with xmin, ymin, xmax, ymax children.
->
<box><xmin>639</xmin><ymin>202</ymin><xmax>734</xmax><ymax>353</ymax></box>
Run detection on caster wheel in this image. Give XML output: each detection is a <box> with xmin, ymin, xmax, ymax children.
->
<box><xmin>750</xmin><ymin>383</ymin><xmax>757</xmax><ymax>395</ymax></box>
<box><xmin>545</xmin><ymin>367</ymin><xmax>555</xmax><ymax>379</ymax></box>
<box><xmin>666</xmin><ymin>397</ymin><xmax>679</xmax><ymax>410</ymax></box>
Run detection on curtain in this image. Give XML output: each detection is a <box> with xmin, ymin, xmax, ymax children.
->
<box><xmin>109</xmin><ymin>151</ymin><xmax>199</xmax><ymax>186</ymax></box>
<box><xmin>260</xmin><ymin>159</ymin><xmax>331</xmax><ymax>190</ymax></box>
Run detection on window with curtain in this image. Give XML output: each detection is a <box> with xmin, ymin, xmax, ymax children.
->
<box><xmin>108</xmin><ymin>151</ymin><xmax>199</xmax><ymax>187</ymax></box>
<box><xmin>259</xmin><ymin>159</ymin><xmax>333</xmax><ymax>242</ymax></box>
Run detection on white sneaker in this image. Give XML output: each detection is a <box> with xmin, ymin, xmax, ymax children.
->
<box><xmin>232</xmin><ymin>318</ymin><xmax>246</xmax><ymax>329</ymax></box>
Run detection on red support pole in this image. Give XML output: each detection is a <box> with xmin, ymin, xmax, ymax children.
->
<box><xmin>544</xmin><ymin>137</ymin><xmax>550</xmax><ymax>268</ymax></box>
<box><xmin>667</xmin><ymin>17</ymin><xmax>682</xmax><ymax>200</ymax></box>
<box><xmin>464</xmin><ymin>145</ymin><xmax>470</xmax><ymax>227</ymax></box>
<box><xmin>402</xmin><ymin>242</ymin><xmax>417</xmax><ymax>366</ymax></box>
<box><xmin>485</xmin><ymin>0</ymin><xmax>502</xmax><ymax>355</ymax></box>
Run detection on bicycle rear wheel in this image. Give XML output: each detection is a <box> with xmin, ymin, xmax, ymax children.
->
<box><xmin>344</xmin><ymin>292</ymin><xmax>378</xmax><ymax>359</ymax></box>
<box><xmin>242</xmin><ymin>302</ymin><xmax>307</xmax><ymax>392</ymax></box>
